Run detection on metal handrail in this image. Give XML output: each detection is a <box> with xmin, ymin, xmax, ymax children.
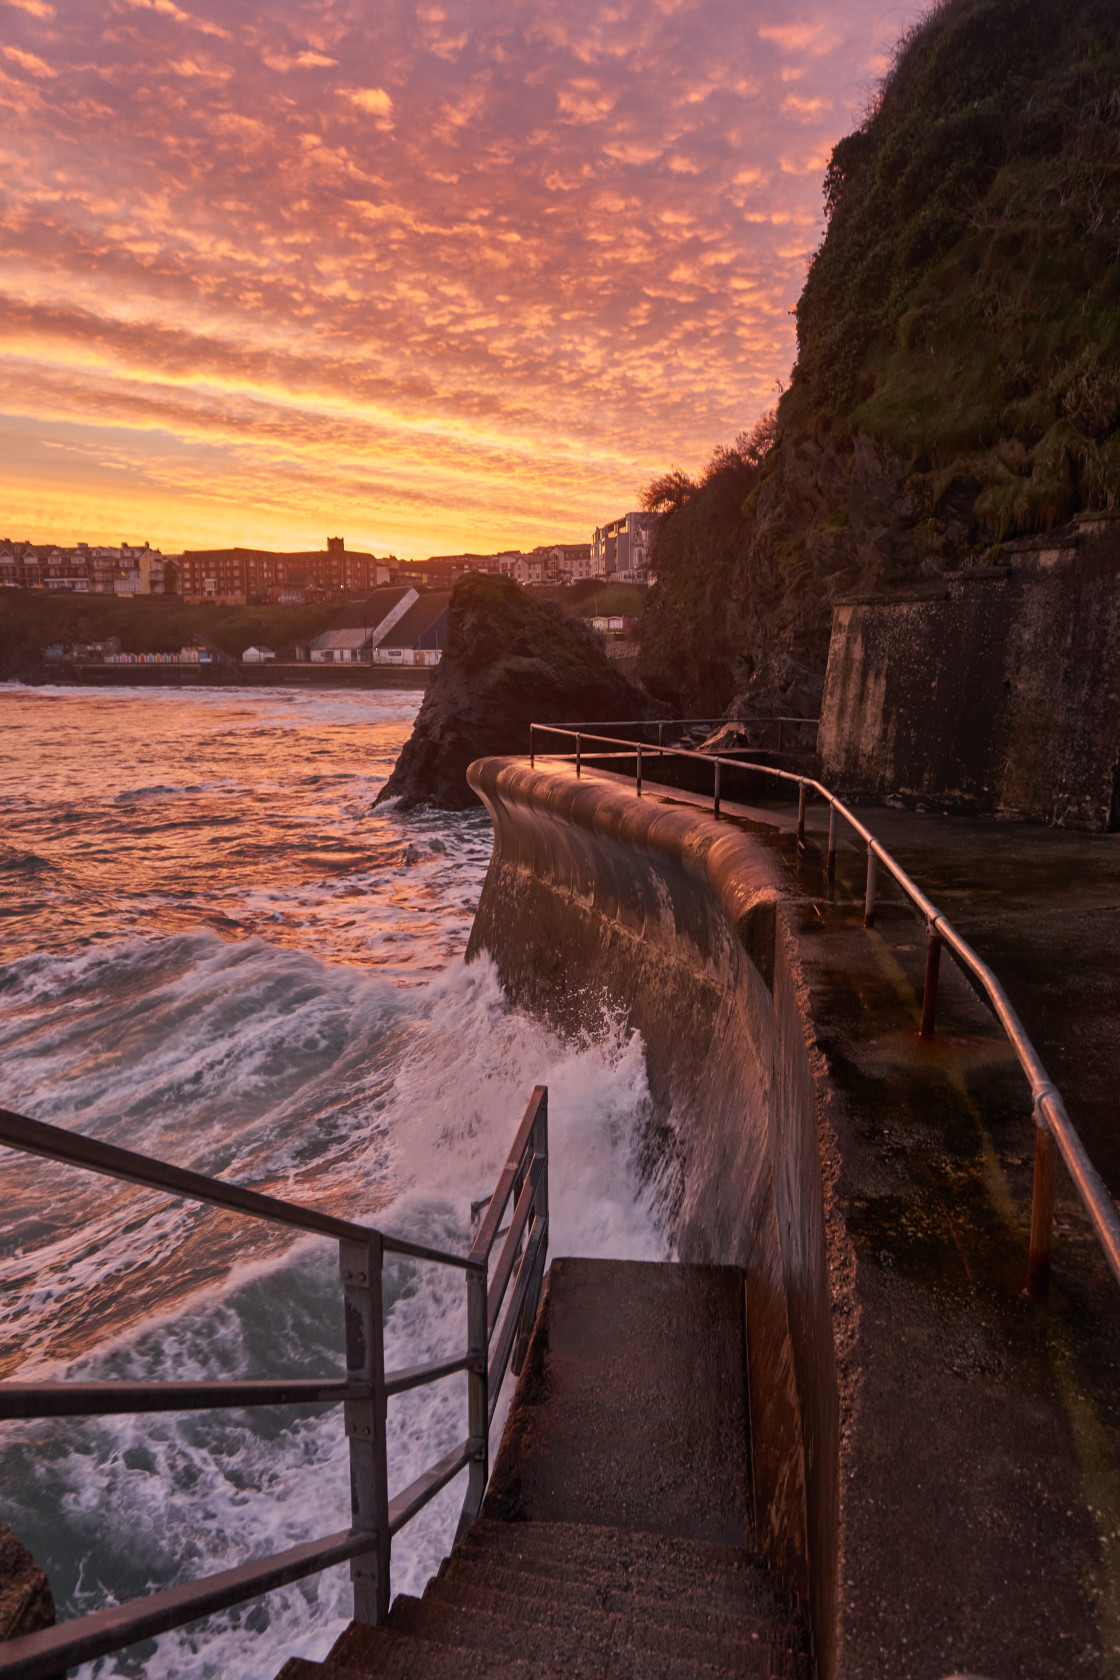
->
<box><xmin>0</xmin><ymin>1107</ymin><xmax>479</xmax><ymax>1271</ymax></box>
<box><xmin>0</xmin><ymin>1088</ymin><xmax>550</xmax><ymax>1680</ymax></box>
<box><xmin>543</xmin><ymin>715</ymin><xmax>820</xmax><ymax>730</ymax></box>
<box><xmin>530</xmin><ymin>714</ymin><xmax>819</xmax><ymax>766</ymax></box>
<box><xmin>529</xmin><ymin>722</ymin><xmax>1120</xmax><ymax>1301</ymax></box>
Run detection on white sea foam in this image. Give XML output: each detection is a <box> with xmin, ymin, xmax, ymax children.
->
<box><xmin>2</xmin><ymin>955</ymin><xmax>659</xmax><ymax>1679</ymax></box>
<box><xmin>0</xmin><ymin>686</ymin><xmax>663</xmax><ymax>1678</ymax></box>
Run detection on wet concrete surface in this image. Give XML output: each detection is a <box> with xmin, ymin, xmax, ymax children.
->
<box><xmin>484</xmin><ymin>1258</ymin><xmax>753</xmax><ymax>1548</ymax></box>
<box><xmin>742</xmin><ymin>795</ymin><xmax>1120</xmax><ymax>1675</ymax></box>
<box><xmin>557</xmin><ymin>765</ymin><xmax>1120</xmax><ymax>1675</ymax></box>
<box><xmin>609</xmin><ymin>768</ymin><xmax>1120</xmax><ymax>1197</ymax></box>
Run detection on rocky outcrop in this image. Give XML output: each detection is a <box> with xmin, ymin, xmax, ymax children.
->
<box><xmin>0</xmin><ymin>1521</ymin><xmax>54</xmax><ymax>1643</ymax></box>
<box><xmin>376</xmin><ymin>573</ymin><xmax>660</xmax><ymax>811</ymax></box>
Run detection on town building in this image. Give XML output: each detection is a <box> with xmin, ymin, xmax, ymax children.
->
<box><xmin>78</xmin><ymin>542</ymin><xmax>165</xmax><ymax>594</ymax></box>
<box><xmin>177</xmin><ymin>538</ymin><xmax>392</xmax><ymax>605</ymax></box>
<box><xmin>509</xmin><ymin>554</ymin><xmax>547</xmax><ymax>586</ymax></box>
<box><xmin>403</xmin><ymin>553</ymin><xmax>521</xmax><ymax>588</ymax></box>
<box><xmin>370</xmin><ymin>593</ymin><xmax>450</xmax><ymax>667</ymax></box>
<box><xmin>589</xmin><ymin>512</ymin><xmax>661</xmax><ymax>582</ymax></box>
<box><xmin>241</xmin><ymin>646</ymin><xmax>276</xmax><ymax>663</ymax></box>
<box><xmin>532</xmin><ymin>543</ymin><xmax>593</xmax><ymax>583</ymax></box>
<box><xmin>0</xmin><ymin>540</ymin><xmax>166</xmax><ymax>592</ymax></box>
<box><xmin>297</xmin><ymin>588</ymin><xmax>419</xmax><ymax>663</ymax></box>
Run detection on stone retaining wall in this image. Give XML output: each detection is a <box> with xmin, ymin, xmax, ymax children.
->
<box><xmin>818</xmin><ymin>513</ymin><xmax>1120</xmax><ymax>829</ymax></box>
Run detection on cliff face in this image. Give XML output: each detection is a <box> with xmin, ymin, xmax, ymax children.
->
<box><xmin>640</xmin><ymin>436</ymin><xmax>922</xmax><ymax>715</ymax></box>
<box><xmin>640</xmin><ymin>0</ymin><xmax>1120</xmax><ymax>715</ymax></box>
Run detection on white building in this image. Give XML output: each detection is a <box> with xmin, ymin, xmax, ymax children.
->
<box><xmin>300</xmin><ymin>587</ymin><xmax>418</xmax><ymax>663</ymax></box>
<box><xmin>369</xmin><ymin>594</ymin><xmax>450</xmax><ymax>666</ymax></box>
<box><xmin>590</xmin><ymin>512</ymin><xmax>661</xmax><ymax>582</ymax></box>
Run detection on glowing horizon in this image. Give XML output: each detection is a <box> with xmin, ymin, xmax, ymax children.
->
<box><xmin>0</xmin><ymin>0</ymin><xmax>921</xmax><ymax>559</ymax></box>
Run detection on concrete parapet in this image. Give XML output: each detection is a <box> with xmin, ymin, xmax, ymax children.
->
<box><xmin>465</xmin><ymin>757</ymin><xmax>1120</xmax><ymax>1679</ymax></box>
<box><xmin>466</xmin><ymin>758</ymin><xmax>837</xmax><ymax>1669</ymax></box>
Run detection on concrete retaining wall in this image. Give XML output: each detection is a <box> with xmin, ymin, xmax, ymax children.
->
<box><xmin>465</xmin><ymin>759</ymin><xmax>839</xmax><ymax>1674</ymax></box>
<box><xmin>818</xmin><ymin>513</ymin><xmax>1120</xmax><ymax>829</ymax></box>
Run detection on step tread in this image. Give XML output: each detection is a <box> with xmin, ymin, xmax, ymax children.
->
<box><xmin>452</xmin><ymin>1534</ymin><xmax>781</xmax><ymax>1607</ymax></box>
<box><xmin>423</xmin><ymin>1576</ymin><xmax>806</xmax><ymax>1668</ymax></box>
<box><xmin>462</xmin><ymin>1517</ymin><xmax>764</xmax><ymax>1574</ymax></box>
<box><xmin>324</xmin><ymin>1622</ymin><xmax>573</xmax><ymax>1679</ymax></box>
<box><xmin>436</xmin><ymin>1558</ymin><xmax>792</xmax><ymax>1639</ymax></box>
<box><xmin>388</xmin><ymin>1592</ymin><xmax>804</xmax><ymax>1680</ymax></box>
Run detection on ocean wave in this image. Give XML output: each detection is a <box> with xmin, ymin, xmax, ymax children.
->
<box><xmin>0</xmin><ymin>684</ymin><xmax>662</xmax><ymax>1678</ymax></box>
<box><xmin>0</xmin><ymin>950</ymin><xmax>661</xmax><ymax>1678</ymax></box>
<box><xmin>0</xmin><ymin>847</ymin><xmax>53</xmax><ymax>875</ymax></box>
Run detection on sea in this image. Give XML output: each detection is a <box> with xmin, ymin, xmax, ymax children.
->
<box><xmin>0</xmin><ymin>683</ymin><xmax>664</xmax><ymax>1678</ymax></box>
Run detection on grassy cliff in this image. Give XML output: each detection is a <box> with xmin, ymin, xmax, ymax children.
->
<box><xmin>640</xmin><ymin>0</ymin><xmax>1120</xmax><ymax>712</ymax></box>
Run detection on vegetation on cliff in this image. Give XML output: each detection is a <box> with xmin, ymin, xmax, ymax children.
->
<box><xmin>640</xmin><ymin>0</ymin><xmax>1120</xmax><ymax>714</ymax></box>
<box><xmin>794</xmin><ymin>0</ymin><xmax>1120</xmax><ymax>532</ymax></box>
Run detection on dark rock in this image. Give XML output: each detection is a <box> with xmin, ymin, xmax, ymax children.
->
<box><xmin>376</xmin><ymin>574</ymin><xmax>661</xmax><ymax>811</ymax></box>
<box><xmin>0</xmin><ymin>1520</ymin><xmax>54</xmax><ymax>1642</ymax></box>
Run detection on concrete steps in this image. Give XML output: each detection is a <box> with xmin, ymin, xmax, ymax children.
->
<box><xmin>275</xmin><ymin>1517</ymin><xmax>810</xmax><ymax>1680</ymax></box>
<box><xmin>275</xmin><ymin>1260</ymin><xmax>813</xmax><ymax>1680</ymax></box>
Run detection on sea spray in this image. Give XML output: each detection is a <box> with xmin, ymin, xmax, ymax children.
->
<box><xmin>1</xmin><ymin>958</ymin><xmax>661</xmax><ymax>1679</ymax></box>
<box><xmin>0</xmin><ymin>685</ymin><xmax>666</xmax><ymax>1678</ymax></box>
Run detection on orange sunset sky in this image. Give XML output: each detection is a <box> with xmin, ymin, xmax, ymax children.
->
<box><xmin>0</xmin><ymin>0</ymin><xmax>923</xmax><ymax>558</ymax></box>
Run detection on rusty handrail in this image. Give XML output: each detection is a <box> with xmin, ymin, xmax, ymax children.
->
<box><xmin>529</xmin><ymin>714</ymin><xmax>818</xmax><ymax>768</ymax></box>
<box><xmin>0</xmin><ymin>1089</ymin><xmax>549</xmax><ymax>1678</ymax></box>
<box><xmin>529</xmin><ymin>722</ymin><xmax>1120</xmax><ymax>1301</ymax></box>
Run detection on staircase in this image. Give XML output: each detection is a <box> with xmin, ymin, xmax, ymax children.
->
<box><xmin>277</xmin><ymin>1258</ymin><xmax>813</xmax><ymax>1680</ymax></box>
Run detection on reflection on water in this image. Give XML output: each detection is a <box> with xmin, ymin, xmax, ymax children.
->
<box><xmin>0</xmin><ymin>683</ymin><xmax>662</xmax><ymax>1678</ymax></box>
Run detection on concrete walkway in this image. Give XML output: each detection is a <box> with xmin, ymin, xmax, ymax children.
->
<box><xmin>586</xmin><ymin>760</ymin><xmax>1120</xmax><ymax>1195</ymax></box>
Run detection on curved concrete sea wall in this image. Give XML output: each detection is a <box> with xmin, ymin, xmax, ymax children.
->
<box><xmin>465</xmin><ymin>758</ymin><xmax>840</xmax><ymax>1673</ymax></box>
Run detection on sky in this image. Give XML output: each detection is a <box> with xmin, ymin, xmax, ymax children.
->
<box><xmin>0</xmin><ymin>0</ymin><xmax>923</xmax><ymax>557</ymax></box>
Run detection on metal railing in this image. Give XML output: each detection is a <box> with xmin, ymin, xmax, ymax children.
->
<box><xmin>531</xmin><ymin>714</ymin><xmax>820</xmax><ymax>762</ymax></box>
<box><xmin>0</xmin><ymin>1087</ymin><xmax>549</xmax><ymax>1680</ymax></box>
<box><xmin>528</xmin><ymin>722</ymin><xmax>1120</xmax><ymax>1303</ymax></box>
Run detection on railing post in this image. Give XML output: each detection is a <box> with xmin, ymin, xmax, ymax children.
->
<box><xmin>575</xmin><ymin>732</ymin><xmax>581</xmax><ymax>778</ymax></box>
<box><xmin>864</xmin><ymin>844</ymin><xmax>877</xmax><ymax>928</ymax></box>
<box><xmin>713</xmin><ymin>759</ymin><xmax>721</xmax><ymax>819</ymax></box>
<box><xmin>340</xmin><ymin>1234</ymin><xmax>390</xmax><ymax>1624</ymax></box>
<box><xmin>529</xmin><ymin>724</ymin><xmax>535</xmax><ymax>769</ymax></box>
<box><xmin>919</xmin><ymin>928</ymin><xmax>943</xmax><ymax>1038</ymax></box>
<box><xmin>532</xmin><ymin>1088</ymin><xmax>548</xmax><ymax>1245</ymax></box>
<box><xmin>658</xmin><ymin>722</ymin><xmax>664</xmax><ymax>750</ymax></box>
<box><xmin>778</xmin><ymin>718</ymin><xmax>784</xmax><ymax>752</ymax></box>
<box><xmin>796</xmin><ymin>781</ymin><xmax>807</xmax><ymax>848</ymax></box>
<box><xmin>515</xmin><ymin>1090</ymin><xmax>549</xmax><ymax>1377</ymax></box>
<box><xmin>1026</xmin><ymin>1099</ymin><xmax>1058</xmax><ymax>1299</ymax></box>
<box><xmin>459</xmin><ymin>1260</ymin><xmax>490</xmax><ymax>1536</ymax></box>
<box><xmin>636</xmin><ymin>742</ymin><xmax>642</xmax><ymax>797</ymax></box>
<box><xmin>827</xmin><ymin>804</ymin><xmax>838</xmax><ymax>879</ymax></box>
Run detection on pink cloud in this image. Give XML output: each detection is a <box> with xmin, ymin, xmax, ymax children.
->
<box><xmin>0</xmin><ymin>0</ymin><xmax>927</xmax><ymax>551</ymax></box>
